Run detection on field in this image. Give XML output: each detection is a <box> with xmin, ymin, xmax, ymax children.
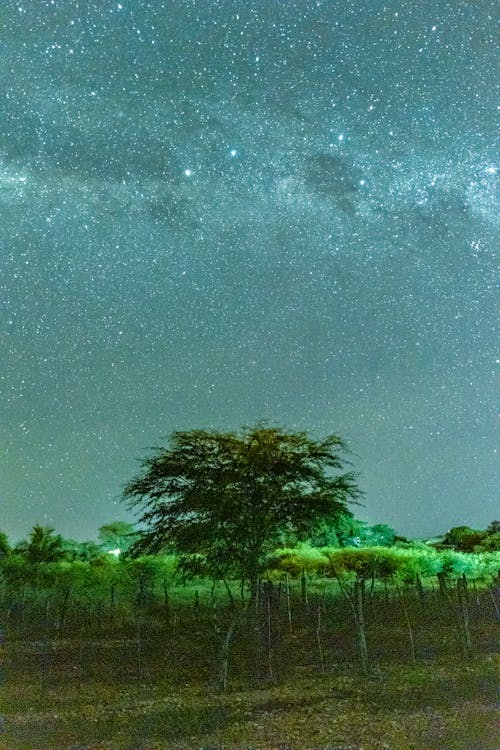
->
<box><xmin>1</xmin><ymin>565</ymin><xmax>498</xmax><ymax>750</ymax></box>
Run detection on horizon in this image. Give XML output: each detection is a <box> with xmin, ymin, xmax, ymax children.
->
<box><xmin>3</xmin><ymin>514</ymin><xmax>491</xmax><ymax>548</ymax></box>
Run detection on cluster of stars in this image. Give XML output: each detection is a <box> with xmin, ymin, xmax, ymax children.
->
<box><xmin>1</xmin><ymin>0</ymin><xmax>497</xmax><ymax>541</ymax></box>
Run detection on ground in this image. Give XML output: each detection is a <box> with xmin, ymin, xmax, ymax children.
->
<box><xmin>2</xmin><ymin>638</ymin><xmax>497</xmax><ymax>750</ymax></box>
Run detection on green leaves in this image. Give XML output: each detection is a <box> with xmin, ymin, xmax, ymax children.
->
<box><xmin>267</xmin><ymin>543</ymin><xmax>500</xmax><ymax>584</ymax></box>
<box><xmin>123</xmin><ymin>424</ymin><xmax>362</xmax><ymax>596</ymax></box>
<box><xmin>15</xmin><ymin>525</ymin><xmax>67</xmax><ymax>563</ymax></box>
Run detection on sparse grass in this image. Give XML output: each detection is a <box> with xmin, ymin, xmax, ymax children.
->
<box><xmin>1</xmin><ymin>579</ymin><xmax>498</xmax><ymax>749</ymax></box>
<box><xmin>2</xmin><ymin>651</ymin><xmax>497</xmax><ymax>750</ymax></box>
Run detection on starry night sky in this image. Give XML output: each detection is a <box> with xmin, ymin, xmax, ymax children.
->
<box><xmin>1</xmin><ymin>0</ymin><xmax>498</xmax><ymax>543</ymax></box>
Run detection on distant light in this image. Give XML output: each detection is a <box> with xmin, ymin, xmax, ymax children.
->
<box><xmin>184</xmin><ymin>169</ymin><xmax>192</xmax><ymax>177</ymax></box>
<box><xmin>108</xmin><ymin>548</ymin><xmax>121</xmax><ymax>557</ymax></box>
<box><xmin>338</xmin><ymin>134</ymin><xmax>345</xmax><ymax>142</ymax></box>
<box><xmin>230</xmin><ymin>149</ymin><xmax>237</xmax><ymax>157</ymax></box>
<box><xmin>359</xmin><ymin>179</ymin><xmax>366</xmax><ymax>186</ymax></box>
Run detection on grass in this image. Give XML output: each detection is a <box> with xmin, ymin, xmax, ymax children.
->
<box><xmin>1</xmin><ymin>581</ymin><xmax>498</xmax><ymax>749</ymax></box>
<box><xmin>2</xmin><ymin>650</ymin><xmax>497</xmax><ymax>749</ymax></box>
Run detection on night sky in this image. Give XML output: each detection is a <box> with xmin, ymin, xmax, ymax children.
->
<box><xmin>1</xmin><ymin>1</ymin><xmax>498</xmax><ymax>543</ymax></box>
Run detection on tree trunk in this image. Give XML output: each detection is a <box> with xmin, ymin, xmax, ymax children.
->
<box><xmin>327</xmin><ymin>558</ymin><xmax>369</xmax><ymax>674</ymax></box>
<box><xmin>217</xmin><ymin>618</ymin><xmax>235</xmax><ymax>692</ymax></box>
<box><xmin>248</xmin><ymin>574</ymin><xmax>259</xmax><ymax>608</ymax></box>
<box><xmin>415</xmin><ymin>574</ymin><xmax>425</xmax><ymax>602</ymax></box>
<box><xmin>437</xmin><ymin>571</ymin><xmax>448</xmax><ymax>597</ymax></box>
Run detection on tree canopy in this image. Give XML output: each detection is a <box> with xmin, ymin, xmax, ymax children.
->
<box><xmin>15</xmin><ymin>525</ymin><xmax>66</xmax><ymax>563</ymax></box>
<box><xmin>97</xmin><ymin>521</ymin><xmax>140</xmax><ymax>555</ymax></box>
<box><xmin>123</xmin><ymin>424</ymin><xmax>362</xmax><ymax>598</ymax></box>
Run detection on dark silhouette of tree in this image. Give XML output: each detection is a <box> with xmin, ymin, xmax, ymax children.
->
<box><xmin>442</xmin><ymin>525</ymin><xmax>487</xmax><ymax>553</ymax></box>
<box><xmin>123</xmin><ymin>424</ymin><xmax>361</xmax><ymax>600</ymax></box>
<box><xmin>0</xmin><ymin>531</ymin><xmax>10</xmax><ymax>559</ymax></box>
<box><xmin>16</xmin><ymin>525</ymin><xmax>67</xmax><ymax>563</ymax></box>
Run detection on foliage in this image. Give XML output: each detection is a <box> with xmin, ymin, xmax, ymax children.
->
<box><xmin>123</xmin><ymin>424</ymin><xmax>362</xmax><ymax>597</ymax></box>
<box><xmin>0</xmin><ymin>552</ymin><xmax>32</xmax><ymax>590</ymax></box>
<box><xmin>267</xmin><ymin>543</ymin><xmax>500</xmax><ymax>585</ymax></box>
<box><xmin>267</xmin><ymin>542</ymin><xmax>328</xmax><ymax>576</ymax></box>
<box><xmin>364</xmin><ymin>523</ymin><xmax>398</xmax><ymax>546</ymax></box>
<box><xmin>308</xmin><ymin>516</ymin><xmax>398</xmax><ymax>548</ymax></box>
<box><xmin>97</xmin><ymin>521</ymin><xmax>140</xmax><ymax>555</ymax></box>
<box><xmin>476</xmin><ymin>531</ymin><xmax>500</xmax><ymax>552</ymax></box>
<box><xmin>442</xmin><ymin>525</ymin><xmax>487</xmax><ymax>552</ymax></box>
<box><xmin>307</xmin><ymin>513</ymin><xmax>359</xmax><ymax>547</ymax></box>
<box><xmin>0</xmin><ymin>531</ymin><xmax>10</xmax><ymax>558</ymax></box>
<box><xmin>62</xmin><ymin>538</ymin><xmax>104</xmax><ymax>561</ymax></box>
<box><xmin>15</xmin><ymin>524</ymin><xmax>67</xmax><ymax>563</ymax></box>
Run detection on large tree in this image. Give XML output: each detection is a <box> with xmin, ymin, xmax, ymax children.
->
<box><xmin>123</xmin><ymin>424</ymin><xmax>361</xmax><ymax>599</ymax></box>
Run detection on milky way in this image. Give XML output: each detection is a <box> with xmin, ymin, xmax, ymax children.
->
<box><xmin>1</xmin><ymin>0</ymin><xmax>498</xmax><ymax>541</ymax></box>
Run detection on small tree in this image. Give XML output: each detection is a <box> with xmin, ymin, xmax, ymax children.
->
<box><xmin>442</xmin><ymin>526</ymin><xmax>487</xmax><ymax>553</ymax></box>
<box><xmin>123</xmin><ymin>424</ymin><xmax>361</xmax><ymax>600</ymax></box>
<box><xmin>16</xmin><ymin>525</ymin><xmax>67</xmax><ymax>563</ymax></box>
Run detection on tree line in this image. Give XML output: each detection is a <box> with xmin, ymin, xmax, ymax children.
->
<box><xmin>2</xmin><ymin>424</ymin><xmax>498</xmax><ymax>579</ymax></box>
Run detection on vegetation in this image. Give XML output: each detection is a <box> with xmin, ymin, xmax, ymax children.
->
<box><xmin>14</xmin><ymin>525</ymin><xmax>66</xmax><ymax>563</ymax></box>
<box><xmin>0</xmin><ymin>420</ymin><xmax>497</xmax><ymax>748</ymax></box>
<box><xmin>123</xmin><ymin>425</ymin><xmax>362</xmax><ymax>600</ymax></box>
<box><xmin>0</xmin><ymin>536</ymin><xmax>498</xmax><ymax>749</ymax></box>
<box><xmin>439</xmin><ymin>522</ymin><xmax>500</xmax><ymax>552</ymax></box>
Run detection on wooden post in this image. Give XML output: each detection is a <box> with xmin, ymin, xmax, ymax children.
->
<box><xmin>163</xmin><ymin>578</ymin><xmax>170</xmax><ymax>625</ymax></box>
<box><xmin>456</xmin><ymin>575</ymin><xmax>471</xmax><ymax>658</ymax></box>
<box><xmin>267</xmin><ymin>588</ymin><xmax>274</xmax><ymax>683</ymax></box>
<box><xmin>316</xmin><ymin>605</ymin><xmax>325</xmax><ymax>673</ymax></box>
<box><xmin>285</xmin><ymin>573</ymin><xmax>292</xmax><ymax>631</ymax></box>
<box><xmin>398</xmin><ymin>585</ymin><xmax>416</xmax><ymax>664</ymax></box>
<box><xmin>354</xmin><ymin>577</ymin><xmax>369</xmax><ymax>674</ymax></box>
<box><xmin>301</xmin><ymin>569</ymin><xmax>308</xmax><ymax>607</ymax></box>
